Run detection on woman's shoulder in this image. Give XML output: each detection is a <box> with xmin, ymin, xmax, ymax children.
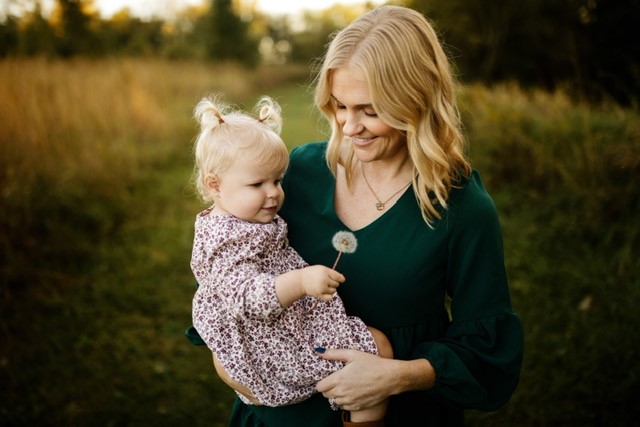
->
<box><xmin>289</xmin><ymin>141</ymin><xmax>327</xmax><ymax>164</ymax></box>
<box><xmin>446</xmin><ymin>170</ymin><xmax>500</xmax><ymax>226</ymax></box>
<box><xmin>450</xmin><ymin>170</ymin><xmax>495</xmax><ymax>208</ymax></box>
<box><xmin>286</xmin><ymin>142</ymin><xmax>333</xmax><ymax>185</ymax></box>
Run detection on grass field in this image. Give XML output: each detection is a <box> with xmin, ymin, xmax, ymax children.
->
<box><xmin>0</xmin><ymin>58</ymin><xmax>314</xmax><ymax>426</ymax></box>
<box><xmin>1</xmin><ymin>58</ymin><xmax>639</xmax><ymax>426</ymax></box>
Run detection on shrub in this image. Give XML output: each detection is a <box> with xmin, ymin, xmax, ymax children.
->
<box><xmin>461</xmin><ymin>84</ymin><xmax>640</xmax><ymax>425</ymax></box>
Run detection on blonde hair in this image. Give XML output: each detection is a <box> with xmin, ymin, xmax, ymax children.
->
<box><xmin>314</xmin><ymin>5</ymin><xmax>472</xmax><ymax>225</ymax></box>
<box><xmin>192</xmin><ymin>94</ymin><xmax>289</xmax><ymax>203</ymax></box>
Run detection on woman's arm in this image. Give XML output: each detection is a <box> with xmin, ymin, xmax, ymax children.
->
<box><xmin>314</xmin><ymin>349</ymin><xmax>436</xmax><ymax>411</ymax></box>
<box><xmin>211</xmin><ymin>345</ymin><xmax>435</xmax><ymax>411</ymax></box>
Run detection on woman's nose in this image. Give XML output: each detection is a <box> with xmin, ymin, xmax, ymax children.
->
<box><xmin>342</xmin><ymin>111</ymin><xmax>363</xmax><ymax>136</ymax></box>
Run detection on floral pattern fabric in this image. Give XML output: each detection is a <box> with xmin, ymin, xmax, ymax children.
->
<box><xmin>191</xmin><ymin>210</ymin><xmax>377</xmax><ymax>406</ymax></box>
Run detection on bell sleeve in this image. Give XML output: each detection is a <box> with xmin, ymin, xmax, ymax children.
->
<box><xmin>412</xmin><ymin>174</ymin><xmax>524</xmax><ymax>411</ymax></box>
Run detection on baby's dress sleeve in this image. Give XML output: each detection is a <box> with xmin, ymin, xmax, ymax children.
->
<box><xmin>191</xmin><ymin>216</ymin><xmax>285</xmax><ymax>323</ymax></box>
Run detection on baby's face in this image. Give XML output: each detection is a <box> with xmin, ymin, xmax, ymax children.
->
<box><xmin>213</xmin><ymin>157</ymin><xmax>285</xmax><ymax>223</ymax></box>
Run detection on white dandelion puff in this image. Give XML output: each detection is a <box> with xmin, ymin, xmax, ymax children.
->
<box><xmin>332</xmin><ymin>231</ymin><xmax>358</xmax><ymax>254</ymax></box>
<box><xmin>331</xmin><ymin>231</ymin><xmax>358</xmax><ymax>269</ymax></box>
<box><xmin>307</xmin><ymin>231</ymin><xmax>359</xmax><ymax>313</ymax></box>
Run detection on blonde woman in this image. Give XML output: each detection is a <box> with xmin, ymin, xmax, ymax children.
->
<box><xmin>204</xmin><ymin>5</ymin><xmax>523</xmax><ymax>427</ymax></box>
<box><xmin>188</xmin><ymin>95</ymin><xmax>391</xmax><ymax>425</ymax></box>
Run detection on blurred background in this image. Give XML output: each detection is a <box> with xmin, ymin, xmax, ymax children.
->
<box><xmin>0</xmin><ymin>0</ymin><xmax>638</xmax><ymax>425</ymax></box>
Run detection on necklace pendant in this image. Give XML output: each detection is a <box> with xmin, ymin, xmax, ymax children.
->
<box><xmin>376</xmin><ymin>202</ymin><xmax>385</xmax><ymax>210</ymax></box>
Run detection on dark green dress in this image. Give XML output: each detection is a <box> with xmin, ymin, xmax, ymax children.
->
<box><xmin>209</xmin><ymin>142</ymin><xmax>522</xmax><ymax>426</ymax></box>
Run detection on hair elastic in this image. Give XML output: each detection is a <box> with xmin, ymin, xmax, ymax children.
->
<box><xmin>213</xmin><ymin>110</ymin><xmax>225</xmax><ymax>124</ymax></box>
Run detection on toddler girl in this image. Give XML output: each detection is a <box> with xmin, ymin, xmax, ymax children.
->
<box><xmin>189</xmin><ymin>94</ymin><xmax>391</xmax><ymax>424</ymax></box>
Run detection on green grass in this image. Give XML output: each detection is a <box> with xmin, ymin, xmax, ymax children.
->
<box><xmin>0</xmin><ymin>117</ymin><xmax>236</xmax><ymax>426</ymax></box>
<box><xmin>2</xmin><ymin>66</ymin><xmax>639</xmax><ymax>426</ymax></box>
<box><xmin>268</xmin><ymin>80</ymin><xmax>330</xmax><ymax>149</ymax></box>
<box><xmin>0</xmin><ymin>60</ymin><xmax>317</xmax><ymax>426</ymax></box>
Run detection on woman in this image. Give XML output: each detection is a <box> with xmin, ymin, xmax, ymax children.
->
<box><xmin>208</xmin><ymin>5</ymin><xmax>523</xmax><ymax>426</ymax></box>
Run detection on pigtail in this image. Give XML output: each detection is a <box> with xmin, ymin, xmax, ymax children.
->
<box><xmin>191</xmin><ymin>93</ymin><xmax>288</xmax><ymax>204</ymax></box>
<box><xmin>255</xmin><ymin>96</ymin><xmax>282</xmax><ymax>135</ymax></box>
<box><xmin>194</xmin><ymin>95</ymin><xmax>227</xmax><ymax>132</ymax></box>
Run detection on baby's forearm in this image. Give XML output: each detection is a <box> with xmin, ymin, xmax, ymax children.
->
<box><xmin>274</xmin><ymin>270</ymin><xmax>305</xmax><ymax>307</ymax></box>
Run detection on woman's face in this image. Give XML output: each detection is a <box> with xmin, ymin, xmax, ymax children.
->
<box><xmin>330</xmin><ymin>66</ymin><xmax>406</xmax><ymax>163</ymax></box>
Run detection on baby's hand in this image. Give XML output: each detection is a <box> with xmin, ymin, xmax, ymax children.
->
<box><xmin>300</xmin><ymin>265</ymin><xmax>345</xmax><ymax>300</ymax></box>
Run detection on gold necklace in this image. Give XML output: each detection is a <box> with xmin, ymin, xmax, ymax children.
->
<box><xmin>361</xmin><ymin>162</ymin><xmax>413</xmax><ymax>211</ymax></box>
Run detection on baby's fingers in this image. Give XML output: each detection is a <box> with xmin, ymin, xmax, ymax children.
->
<box><xmin>329</xmin><ymin>270</ymin><xmax>346</xmax><ymax>283</ymax></box>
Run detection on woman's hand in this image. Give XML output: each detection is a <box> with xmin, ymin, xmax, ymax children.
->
<box><xmin>315</xmin><ymin>349</ymin><xmax>435</xmax><ymax>411</ymax></box>
<box><xmin>212</xmin><ymin>352</ymin><xmax>262</xmax><ymax>405</ymax></box>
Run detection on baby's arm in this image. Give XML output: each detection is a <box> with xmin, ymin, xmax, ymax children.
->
<box><xmin>274</xmin><ymin>265</ymin><xmax>345</xmax><ymax>307</ymax></box>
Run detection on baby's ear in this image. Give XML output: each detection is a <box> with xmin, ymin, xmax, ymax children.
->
<box><xmin>205</xmin><ymin>174</ymin><xmax>220</xmax><ymax>194</ymax></box>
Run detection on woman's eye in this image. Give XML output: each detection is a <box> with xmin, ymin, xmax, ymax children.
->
<box><xmin>364</xmin><ymin>109</ymin><xmax>378</xmax><ymax>117</ymax></box>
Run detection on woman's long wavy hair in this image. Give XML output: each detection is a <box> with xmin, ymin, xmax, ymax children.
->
<box><xmin>313</xmin><ymin>5</ymin><xmax>471</xmax><ymax>225</ymax></box>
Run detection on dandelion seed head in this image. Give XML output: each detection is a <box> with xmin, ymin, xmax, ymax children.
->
<box><xmin>332</xmin><ymin>231</ymin><xmax>358</xmax><ymax>254</ymax></box>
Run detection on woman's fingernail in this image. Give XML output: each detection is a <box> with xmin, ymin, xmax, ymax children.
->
<box><xmin>315</xmin><ymin>347</ymin><xmax>326</xmax><ymax>353</ymax></box>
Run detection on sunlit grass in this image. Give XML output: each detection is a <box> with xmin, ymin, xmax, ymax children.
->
<box><xmin>0</xmin><ymin>58</ymin><xmax>312</xmax><ymax>426</ymax></box>
<box><xmin>1</xmin><ymin>58</ymin><xmax>639</xmax><ymax>426</ymax></box>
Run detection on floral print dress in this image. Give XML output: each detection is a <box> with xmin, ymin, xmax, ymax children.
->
<box><xmin>191</xmin><ymin>209</ymin><xmax>377</xmax><ymax>407</ymax></box>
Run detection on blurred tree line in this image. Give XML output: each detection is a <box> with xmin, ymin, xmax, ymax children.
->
<box><xmin>410</xmin><ymin>0</ymin><xmax>640</xmax><ymax>107</ymax></box>
<box><xmin>1</xmin><ymin>0</ymin><xmax>638</xmax><ymax>106</ymax></box>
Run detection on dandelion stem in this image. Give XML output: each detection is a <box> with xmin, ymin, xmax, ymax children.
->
<box><xmin>307</xmin><ymin>231</ymin><xmax>357</xmax><ymax>314</ymax></box>
<box><xmin>332</xmin><ymin>251</ymin><xmax>343</xmax><ymax>270</ymax></box>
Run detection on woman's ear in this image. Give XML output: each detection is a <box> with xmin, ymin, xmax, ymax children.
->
<box><xmin>205</xmin><ymin>174</ymin><xmax>220</xmax><ymax>195</ymax></box>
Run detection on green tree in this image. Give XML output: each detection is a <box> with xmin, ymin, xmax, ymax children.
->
<box><xmin>54</xmin><ymin>0</ymin><xmax>97</xmax><ymax>56</ymax></box>
<box><xmin>205</xmin><ymin>0</ymin><xmax>258</xmax><ymax>67</ymax></box>
<box><xmin>288</xmin><ymin>5</ymin><xmax>367</xmax><ymax>64</ymax></box>
<box><xmin>409</xmin><ymin>0</ymin><xmax>640</xmax><ymax>106</ymax></box>
<box><xmin>160</xmin><ymin>5</ymin><xmax>209</xmax><ymax>59</ymax></box>
<box><xmin>98</xmin><ymin>9</ymin><xmax>163</xmax><ymax>57</ymax></box>
<box><xmin>19</xmin><ymin>1</ymin><xmax>56</xmax><ymax>56</ymax></box>
<box><xmin>0</xmin><ymin>15</ymin><xmax>19</xmax><ymax>57</ymax></box>
<box><xmin>581</xmin><ymin>0</ymin><xmax>640</xmax><ymax>106</ymax></box>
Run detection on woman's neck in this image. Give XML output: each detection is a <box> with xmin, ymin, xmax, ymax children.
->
<box><xmin>356</xmin><ymin>147</ymin><xmax>414</xmax><ymax>183</ymax></box>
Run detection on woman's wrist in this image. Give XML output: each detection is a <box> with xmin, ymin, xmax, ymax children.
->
<box><xmin>388</xmin><ymin>357</ymin><xmax>436</xmax><ymax>395</ymax></box>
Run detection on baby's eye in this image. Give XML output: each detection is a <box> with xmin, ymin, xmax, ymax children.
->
<box><xmin>250</xmin><ymin>182</ymin><xmax>263</xmax><ymax>188</ymax></box>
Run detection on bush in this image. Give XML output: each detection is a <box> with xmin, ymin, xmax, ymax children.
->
<box><xmin>2</xmin><ymin>63</ymin><xmax>638</xmax><ymax>424</ymax></box>
<box><xmin>461</xmin><ymin>84</ymin><xmax>640</xmax><ymax>425</ymax></box>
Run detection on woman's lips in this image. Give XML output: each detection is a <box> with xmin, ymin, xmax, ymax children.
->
<box><xmin>352</xmin><ymin>136</ymin><xmax>376</xmax><ymax>146</ymax></box>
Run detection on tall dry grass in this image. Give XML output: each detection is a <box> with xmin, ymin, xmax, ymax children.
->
<box><xmin>0</xmin><ymin>58</ymin><xmax>309</xmax><ymax>293</ymax></box>
<box><xmin>1</xmin><ymin>58</ymin><xmax>313</xmax><ymax>426</ymax></box>
<box><xmin>3</xmin><ymin>59</ymin><xmax>639</xmax><ymax>425</ymax></box>
<box><xmin>0</xmin><ymin>58</ymin><xmax>271</xmax><ymax>191</ymax></box>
